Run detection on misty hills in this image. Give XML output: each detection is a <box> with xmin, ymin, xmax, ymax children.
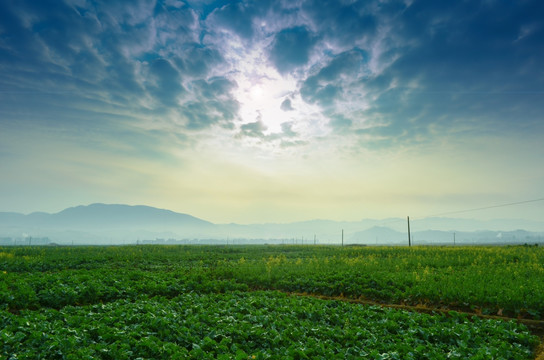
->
<box><xmin>0</xmin><ymin>203</ymin><xmax>211</xmax><ymax>229</ymax></box>
<box><xmin>0</xmin><ymin>203</ymin><xmax>543</xmax><ymax>245</ymax></box>
<box><xmin>349</xmin><ymin>226</ymin><xmax>542</xmax><ymax>246</ymax></box>
<box><xmin>0</xmin><ymin>204</ymin><xmax>213</xmax><ymax>244</ymax></box>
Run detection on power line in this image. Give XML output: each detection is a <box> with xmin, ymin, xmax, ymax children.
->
<box><xmin>376</xmin><ymin>197</ymin><xmax>544</xmax><ymax>227</ymax></box>
<box><xmin>416</xmin><ymin>197</ymin><xmax>544</xmax><ymax>220</ymax></box>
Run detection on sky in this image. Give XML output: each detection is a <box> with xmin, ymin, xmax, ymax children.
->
<box><xmin>1</xmin><ymin>0</ymin><xmax>543</xmax><ymax>224</ymax></box>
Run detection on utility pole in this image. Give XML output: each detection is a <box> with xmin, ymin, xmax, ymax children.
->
<box><xmin>342</xmin><ymin>229</ymin><xmax>344</xmax><ymax>247</ymax></box>
<box><xmin>407</xmin><ymin>216</ymin><xmax>411</xmax><ymax>247</ymax></box>
<box><xmin>314</xmin><ymin>234</ymin><xmax>316</xmax><ymax>245</ymax></box>
<box><xmin>453</xmin><ymin>232</ymin><xmax>456</xmax><ymax>246</ymax></box>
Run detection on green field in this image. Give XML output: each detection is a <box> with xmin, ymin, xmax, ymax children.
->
<box><xmin>1</xmin><ymin>245</ymin><xmax>542</xmax><ymax>359</ymax></box>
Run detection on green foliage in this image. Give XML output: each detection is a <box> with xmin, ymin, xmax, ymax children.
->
<box><xmin>2</xmin><ymin>245</ymin><xmax>544</xmax><ymax>318</ymax></box>
<box><xmin>0</xmin><ymin>292</ymin><xmax>538</xmax><ymax>359</ymax></box>
<box><xmin>0</xmin><ymin>245</ymin><xmax>542</xmax><ymax>359</ymax></box>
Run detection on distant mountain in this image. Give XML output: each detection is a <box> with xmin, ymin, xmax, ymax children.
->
<box><xmin>349</xmin><ymin>227</ymin><xmax>544</xmax><ymax>246</ymax></box>
<box><xmin>0</xmin><ymin>204</ymin><xmax>214</xmax><ymax>244</ymax></box>
<box><xmin>0</xmin><ymin>204</ymin><xmax>542</xmax><ymax>245</ymax></box>
<box><xmin>53</xmin><ymin>203</ymin><xmax>213</xmax><ymax>228</ymax></box>
<box><xmin>407</xmin><ymin>217</ymin><xmax>544</xmax><ymax>233</ymax></box>
<box><xmin>349</xmin><ymin>226</ymin><xmax>407</xmax><ymax>244</ymax></box>
<box><xmin>1</xmin><ymin>203</ymin><xmax>211</xmax><ymax>229</ymax></box>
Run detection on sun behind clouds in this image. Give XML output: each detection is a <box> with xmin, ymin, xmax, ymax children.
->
<box><xmin>0</xmin><ymin>0</ymin><xmax>543</xmax><ymax>223</ymax></box>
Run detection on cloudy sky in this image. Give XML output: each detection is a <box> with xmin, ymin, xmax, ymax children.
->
<box><xmin>1</xmin><ymin>0</ymin><xmax>543</xmax><ymax>224</ymax></box>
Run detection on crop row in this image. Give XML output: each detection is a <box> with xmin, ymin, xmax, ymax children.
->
<box><xmin>1</xmin><ymin>245</ymin><xmax>544</xmax><ymax>319</ymax></box>
<box><xmin>217</xmin><ymin>250</ymin><xmax>544</xmax><ymax>318</ymax></box>
<box><xmin>2</xmin><ymin>245</ymin><xmax>541</xmax><ymax>272</ymax></box>
<box><xmin>0</xmin><ymin>268</ymin><xmax>247</xmax><ymax>311</ymax></box>
<box><xmin>1</xmin><ymin>291</ymin><xmax>538</xmax><ymax>360</ymax></box>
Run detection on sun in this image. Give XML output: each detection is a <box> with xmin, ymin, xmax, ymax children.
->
<box><xmin>250</xmin><ymin>84</ymin><xmax>264</xmax><ymax>100</ymax></box>
<box><xmin>231</xmin><ymin>60</ymin><xmax>320</xmax><ymax>137</ymax></box>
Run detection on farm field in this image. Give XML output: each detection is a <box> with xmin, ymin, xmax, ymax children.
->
<box><xmin>1</xmin><ymin>245</ymin><xmax>543</xmax><ymax>359</ymax></box>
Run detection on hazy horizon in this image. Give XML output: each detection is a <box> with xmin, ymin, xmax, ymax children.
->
<box><xmin>2</xmin><ymin>202</ymin><xmax>543</xmax><ymax>246</ymax></box>
<box><xmin>1</xmin><ymin>1</ymin><xmax>543</xmax><ymax>224</ymax></box>
<box><xmin>3</xmin><ymin>202</ymin><xmax>544</xmax><ymax>232</ymax></box>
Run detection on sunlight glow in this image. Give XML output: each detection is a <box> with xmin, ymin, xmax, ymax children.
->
<box><xmin>234</xmin><ymin>68</ymin><xmax>294</xmax><ymax>133</ymax></box>
<box><xmin>250</xmin><ymin>84</ymin><xmax>264</xmax><ymax>100</ymax></box>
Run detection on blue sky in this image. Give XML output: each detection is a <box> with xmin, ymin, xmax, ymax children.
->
<box><xmin>1</xmin><ymin>0</ymin><xmax>543</xmax><ymax>223</ymax></box>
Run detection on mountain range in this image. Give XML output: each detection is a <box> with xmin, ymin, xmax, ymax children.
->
<box><xmin>0</xmin><ymin>203</ymin><xmax>543</xmax><ymax>245</ymax></box>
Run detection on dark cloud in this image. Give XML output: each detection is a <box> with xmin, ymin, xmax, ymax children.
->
<box><xmin>0</xmin><ymin>0</ymin><xmax>153</xmax><ymax>106</ymax></box>
<box><xmin>280</xmin><ymin>122</ymin><xmax>297</xmax><ymax>137</ymax></box>
<box><xmin>148</xmin><ymin>59</ymin><xmax>184</xmax><ymax>106</ymax></box>
<box><xmin>181</xmin><ymin>76</ymin><xmax>239</xmax><ymax>130</ymax></box>
<box><xmin>192</xmin><ymin>76</ymin><xmax>237</xmax><ymax>99</ymax></box>
<box><xmin>208</xmin><ymin>0</ymin><xmax>273</xmax><ymax>40</ymax></box>
<box><xmin>280</xmin><ymin>98</ymin><xmax>294</xmax><ymax>111</ymax></box>
<box><xmin>269</xmin><ymin>26</ymin><xmax>317</xmax><ymax>74</ymax></box>
<box><xmin>181</xmin><ymin>102</ymin><xmax>212</xmax><ymax>130</ymax></box>
<box><xmin>0</xmin><ymin>0</ymin><xmax>102</xmax><ymax>79</ymax></box>
<box><xmin>175</xmin><ymin>44</ymin><xmax>224</xmax><ymax>78</ymax></box>
<box><xmin>236</xmin><ymin>118</ymin><xmax>301</xmax><ymax>143</ymax></box>
<box><xmin>407</xmin><ymin>1</ymin><xmax>542</xmax><ymax>89</ymax></box>
<box><xmin>353</xmin><ymin>0</ymin><xmax>544</xmax><ymax>143</ymax></box>
<box><xmin>303</xmin><ymin>84</ymin><xmax>340</xmax><ymax>107</ymax></box>
<box><xmin>320</xmin><ymin>49</ymin><xmax>368</xmax><ymax>79</ymax></box>
<box><xmin>1</xmin><ymin>0</ymin><xmax>543</xmax><ymax>153</ymax></box>
<box><xmin>181</xmin><ymin>98</ymin><xmax>239</xmax><ymax>130</ymax></box>
<box><xmin>153</xmin><ymin>1</ymin><xmax>197</xmax><ymax>37</ymax></box>
<box><xmin>301</xmin><ymin>49</ymin><xmax>367</xmax><ymax>106</ymax></box>
<box><xmin>302</xmin><ymin>0</ymin><xmax>377</xmax><ymax>46</ymax></box>
<box><xmin>209</xmin><ymin>2</ymin><xmax>255</xmax><ymax>39</ymax></box>
<box><xmin>1</xmin><ymin>0</ymin><xmax>229</xmax><ymax>122</ymax></box>
<box><xmin>238</xmin><ymin>119</ymin><xmax>267</xmax><ymax>138</ymax></box>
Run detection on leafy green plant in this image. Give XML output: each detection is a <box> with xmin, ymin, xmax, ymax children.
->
<box><xmin>0</xmin><ymin>245</ymin><xmax>542</xmax><ymax>359</ymax></box>
<box><xmin>0</xmin><ymin>292</ymin><xmax>538</xmax><ymax>359</ymax></box>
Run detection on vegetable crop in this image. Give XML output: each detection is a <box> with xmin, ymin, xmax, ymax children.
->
<box><xmin>0</xmin><ymin>245</ymin><xmax>541</xmax><ymax>359</ymax></box>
